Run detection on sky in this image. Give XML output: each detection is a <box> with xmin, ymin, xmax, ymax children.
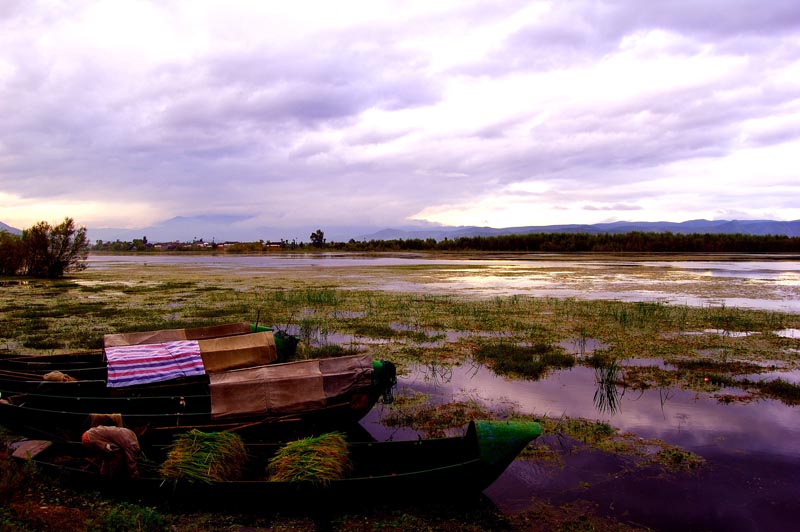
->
<box><xmin>1</xmin><ymin>0</ymin><xmax>800</xmax><ymax>241</ymax></box>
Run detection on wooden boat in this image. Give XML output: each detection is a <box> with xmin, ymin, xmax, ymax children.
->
<box><xmin>0</xmin><ymin>355</ymin><xmax>397</xmax><ymax>443</ymax></box>
<box><xmin>0</xmin><ymin>324</ymin><xmax>299</xmax><ymax>396</ymax></box>
<box><xmin>0</xmin><ymin>322</ymin><xmax>299</xmax><ymax>373</ymax></box>
<box><xmin>0</xmin><ymin>351</ymin><xmax>103</xmax><ymax>370</ymax></box>
<box><xmin>12</xmin><ymin>420</ymin><xmax>542</xmax><ymax>509</ymax></box>
<box><xmin>0</xmin><ymin>373</ymin><xmax>209</xmax><ymax>396</ymax></box>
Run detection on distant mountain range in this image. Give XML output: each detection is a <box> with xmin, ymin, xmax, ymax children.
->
<box><xmin>2</xmin><ymin>218</ymin><xmax>800</xmax><ymax>242</ymax></box>
<box><xmin>0</xmin><ymin>221</ymin><xmax>21</xmax><ymax>235</ymax></box>
<box><xmin>359</xmin><ymin>219</ymin><xmax>800</xmax><ymax>240</ymax></box>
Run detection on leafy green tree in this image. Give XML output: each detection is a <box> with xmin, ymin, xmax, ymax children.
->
<box><xmin>0</xmin><ymin>230</ymin><xmax>25</xmax><ymax>275</ymax></box>
<box><xmin>310</xmin><ymin>229</ymin><xmax>326</xmax><ymax>248</ymax></box>
<box><xmin>22</xmin><ymin>217</ymin><xmax>89</xmax><ymax>278</ymax></box>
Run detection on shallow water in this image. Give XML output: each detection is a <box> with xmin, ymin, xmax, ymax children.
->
<box><xmin>365</xmin><ymin>361</ymin><xmax>800</xmax><ymax>458</ymax></box>
<box><xmin>361</xmin><ymin>361</ymin><xmax>800</xmax><ymax>531</ymax></box>
<box><xmin>488</xmin><ymin>447</ymin><xmax>799</xmax><ymax>532</ymax></box>
<box><xmin>87</xmin><ymin>253</ymin><xmax>800</xmax><ymax>312</ymax></box>
<box><xmin>84</xmin><ymin>252</ymin><xmax>800</xmax><ymax>530</ymax></box>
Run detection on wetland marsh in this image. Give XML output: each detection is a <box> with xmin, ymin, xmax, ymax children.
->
<box><xmin>1</xmin><ymin>252</ymin><xmax>799</xmax><ymax>532</ymax></box>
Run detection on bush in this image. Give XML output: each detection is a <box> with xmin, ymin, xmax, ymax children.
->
<box><xmin>0</xmin><ymin>231</ymin><xmax>25</xmax><ymax>275</ymax></box>
<box><xmin>20</xmin><ymin>218</ymin><xmax>89</xmax><ymax>278</ymax></box>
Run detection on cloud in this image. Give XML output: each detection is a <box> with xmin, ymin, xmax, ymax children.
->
<box><xmin>1</xmin><ymin>1</ymin><xmax>799</xmax><ymax>236</ymax></box>
<box><xmin>583</xmin><ymin>203</ymin><xmax>641</xmax><ymax>212</ymax></box>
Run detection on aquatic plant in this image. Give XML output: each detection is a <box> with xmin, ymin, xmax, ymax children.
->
<box><xmin>652</xmin><ymin>447</ymin><xmax>705</xmax><ymax>472</ymax></box>
<box><xmin>382</xmin><ymin>398</ymin><xmax>490</xmax><ymax>438</ymax></box>
<box><xmin>473</xmin><ymin>340</ymin><xmax>574</xmax><ymax>380</ymax></box>
<box><xmin>593</xmin><ymin>359</ymin><xmax>622</xmax><ymax>415</ymax></box>
<box><xmin>753</xmin><ymin>378</ymin><xmax>800</xmax><ymax>405</ymax></box>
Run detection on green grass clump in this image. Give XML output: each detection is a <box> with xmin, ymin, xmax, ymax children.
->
<box><xmin>382</xmin><ymin>398</ymin><xmax>490</xmax><ymax>438</ymax></box>
<box><xmin>352</xmin><ymin>323</ymin><xmax>397</xmax><ymax>338</ymax></box>
<box><xmin>21</xmin><ymin>335</ymin><xmax>62</xmax><ymax>350</ymax></box>
<box><xmin>267</xmin><ymin>432</ymin><xmax>350</xmax><ymax>485</ymax></box>
<box><xmin>474</xmin><ymin>341</ymin><xmax>574</xmax><ymax>380</ymax></box>
<box><xmin>303</xmin><ymin>344</ymin><xmax>362</xmax><ymax>359</ymax></box>
<box><xmin>667</xmin><ymin>358</ymin><xmax>764</xmax><ymax>375</ymax></box>
<box><xmin>88</xmin><ymin>502</ymin><xmax>168</xmax><ymax>532</ymax></box>
<box><xmin>543</xmin><ymin>417</ymin><xmax>616</xmax><ymax>445</ymax></box>
<box><xmin>755</xmin><ymin>378</ymin><xmax>800</xmax><ymax>405</ymax></box>
<box><xmin>653</xmin><ymin>447</ymin><xmax>705</xmax><ymax>472</ymax></box>
<box><xmin>159</xmin><ymin>430</ymin><xmax>247</xmax><ymax>484</ymax></box>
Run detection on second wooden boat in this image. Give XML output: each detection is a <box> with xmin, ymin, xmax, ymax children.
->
<box><xmin>12</xmin><ymin>419</ymin><xmax>542</xmax><ymax>510</ymax></box>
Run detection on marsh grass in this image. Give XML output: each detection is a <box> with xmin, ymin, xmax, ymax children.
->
<box><xmin>666</xmin><ymin>358</ymin><xmax>770</xmax><ymax>375</ymax></box>
<box><xmin>542</xmin><ymin>417</ymin><xmax>615</xmax><ymax>445</ymax></box>
<box><xmin>351</xmin><ymin>323</ymin><xmax>397</xmax><ymax>338</ymax></box>
<box><xmin>303</xmin><ymin>344</ymin><xmax>363</xmax><ymax>359</ymax></box>
<box><xmin>473</xmin><ymin>340</ymin><xmax>575</xmax><ymax>380</ymax></box>
<box><xmin>266</xmin><ymin>287</ymin><xmax>339</xmax><ymax>306</ymax></box>
<box><xmin>1</xmin><ymin>261</ymin><xmax>797</xmax><ymax>401</ymax></box>
<box><xmin>382</xmin><ymin>397</ymin><xmax>490</xmax><ymax>438</ymax></box>
<box><xmin>749</xmin><ymin>378</ymin><xmax>800</xmax><ymax>405</ymax></box>
<box><xmin>21</xmin><ymin>335</ymin><xmax>63</xmax><ymax>350</ymax></box>
<box><xmin>593</xmin><ymin>359</ymin><xmax>622</xmax><ymax>415</ymax></box>
<box><xmin>533</xmin><ymin>415</ymin><xmax>706</xmax><ymax>474</ymax></box>
<box><xmin>619</xmin><ymin>353</ymin><xmax>798</xmax><ymax>400</ymax></box>
<box><xmin>652</xmin><ymin>447</ymin><xmax>706</xmax><ymax>472</ymax></box>
<box><xmin>620</xmin><ymin>365</ymin><xmax>676</xmax><ymax>389</ymax></box>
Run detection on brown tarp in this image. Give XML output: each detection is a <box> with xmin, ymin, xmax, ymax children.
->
<box><xmin>209</xmin><ymin>353</ymin><xmax>373</xmax><ymax>419</ymax></box>
<box><xmin>198</xmin><ymin>331</ymin><xmax>278</xmax><ymax>373</ymax></box>
<box><xmin>103</xmin><ymin>330</ymin><xmax>278</xmax><ymax>376</ymax></box>
<box><xmin>103</xmin><ymin>322</ymin><xmax>253</xmax><ymax>348</ymax></box>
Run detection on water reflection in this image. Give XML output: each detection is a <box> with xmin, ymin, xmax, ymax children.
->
<box><xmin>593</xmin><ymin>359</ymin><xmax>622</xmax><ymax>415</ymax></box>
<box><xmin>87</xmin><ymin>253</ymin><xmax>800</xmax><ymax>312</ymax></box>
<box><xmin>416</xmin><ymin>361</ymin><xmax>456</xmax><ymax>387</ymax></box>
<box><xmin>365</xmin><ymin>359</ymin><xmax>800</xmax><ymax>459</ymax></box>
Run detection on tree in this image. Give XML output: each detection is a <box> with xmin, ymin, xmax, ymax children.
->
<box><xmin>22</xmin><ymin>218</ymin><xmax>89</xmax><ymax>278</ymax></box>
<box><xmin>310</xmin><ymin>229</ymin><xmax>326</xmax><ymax>248</ymax></box>
<box><xmin>0</xmin><ymin>230</ymin><xmax>25</xmax><ymax>275</ymax></box>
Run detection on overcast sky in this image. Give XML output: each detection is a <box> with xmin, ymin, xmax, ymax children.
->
<box><xmin>2</xmin><ymin>0</ymin><xmax>800</xmax><ymax>240</ymax></box>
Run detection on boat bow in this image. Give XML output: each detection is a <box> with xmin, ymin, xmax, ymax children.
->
<box><xmin>470</xmin><ymin>419</ymin><xmax>542</xmax><ymax>483</ymax></box>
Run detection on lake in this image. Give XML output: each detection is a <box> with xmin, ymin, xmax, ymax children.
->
<box><xmin>85</xmin><ymin>252</ymin><xmax>800</xmax><ymax>531</ymax></box>
<box><xmin>87</xmin><ymin>252</ymin><xmax>800</xmax><ymax>312</ymax></box>
<box><xmin>358</xmin><ymin>359</ymin><xmax>800</xmax><ymax>532</ymax></box>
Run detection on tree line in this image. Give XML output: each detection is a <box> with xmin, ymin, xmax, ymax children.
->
<box><xmin>328</xmin><ymin>231</ymin><xmax>800</xmax><ymax>253</ymax></box>
<box><xmin>3</xmin><ymin>222</ymin><xmax>798</xmax><ymax>280</ymax></box>
<box><xmin>0</xmin><ymin>218</ymin><xmax>89</xmax><ymax>278</ymax></box>
<box><xmin>93</xmin><ymin>230</ymin><xmax>800</xmax><ymax>253</ymax></box>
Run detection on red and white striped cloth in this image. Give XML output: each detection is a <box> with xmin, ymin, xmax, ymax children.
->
<box><xmin>105</xmin><ymin>340</ymin><xmax>206</xmax><ymax>388</ymax></box>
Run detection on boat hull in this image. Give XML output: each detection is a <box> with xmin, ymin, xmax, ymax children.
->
<box><xmin>0</xmin><ymin>355</ymin><xmax>397</xmax><ymax>444</ymax></box>
<box><xmin>15</xmin><ymin>420</ymin><xmax>542</xmax><ymax>510</ymax></box>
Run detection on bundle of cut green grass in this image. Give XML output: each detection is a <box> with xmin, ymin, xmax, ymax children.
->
<box><xmin>159</xmin><ymin>430</ymin><xmax>247</xmax><ymax>484</ymax></box>
<box><xmin>268</xmin><ymin>432</ymin><xmax>350</xmax><ymax>485</ymax></box>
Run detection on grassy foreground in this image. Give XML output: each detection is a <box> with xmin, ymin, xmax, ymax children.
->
<box><xmin>1</xmin><ymin>257</ymin><xmax>798</xmax><ymax>531</ymax></box>
<box><xmin>2</xmin><ymin>260</ymin><xmax>798</xmax><ymax>403</ymax></box>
